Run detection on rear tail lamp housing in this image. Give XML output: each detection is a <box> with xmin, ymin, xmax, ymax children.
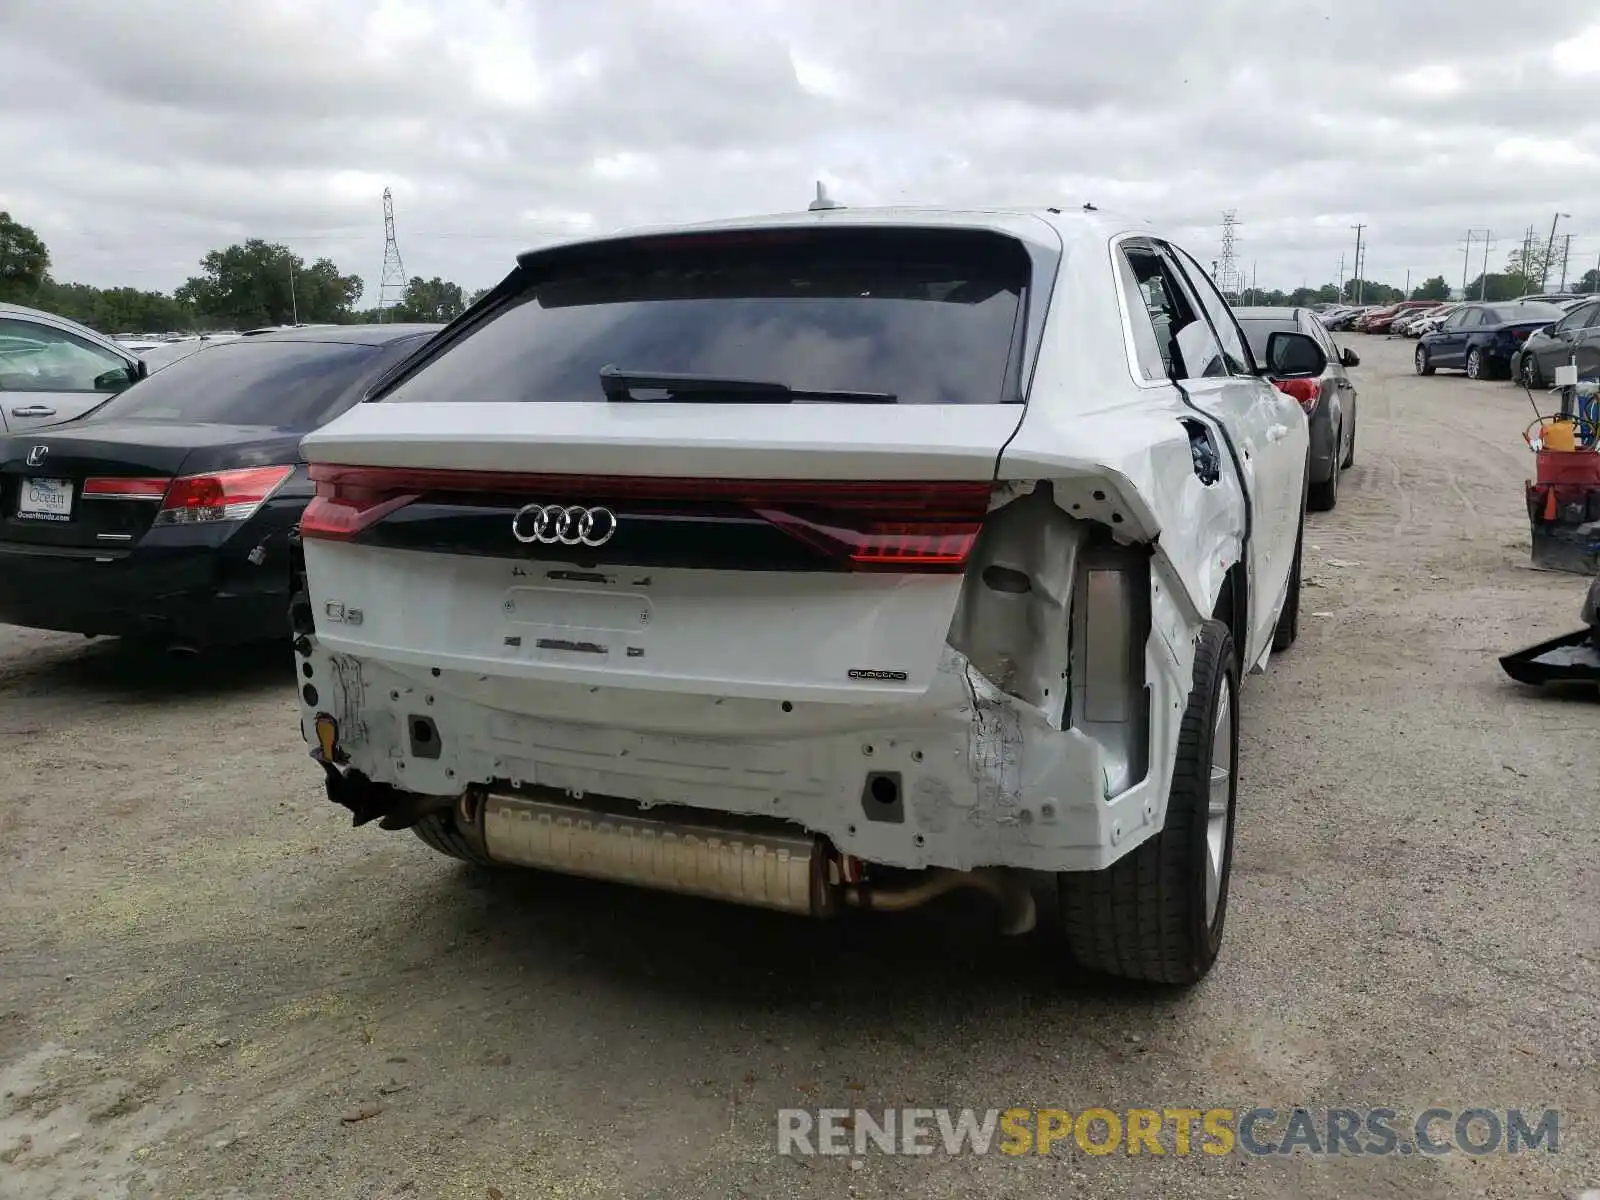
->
<box><xmin>299</xmin><ymin>464</ymin><xmax>992</xmax><ymax>573</ymax></box>
<box><xmin>1273</xmin><ymin>377</ymin><xmax>1321</xmax><ymax>413</ymax></box>
<box><xmin>153</xmin><ymin>465</ymin><xmax>295</xmax><ymax>526</ymax></box>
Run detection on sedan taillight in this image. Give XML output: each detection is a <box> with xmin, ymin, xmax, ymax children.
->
<box><xmin>153</xmin><ymin>465</ymin><xmax>295</xmax><ymax>526</ymax></box>
<box><xmin>1273</xmin><ymin>378</ymin><xmax>1321</xmax><ymax>413</ymax></box>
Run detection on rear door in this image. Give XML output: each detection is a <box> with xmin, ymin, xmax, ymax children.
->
<box><xmin>0</xmin><ymin>314</ymin><xmax>142</xmax><ymax>433</ymax></box>
<box><xmin>1163</xmin><ymin>245</ymin><xmax>1306</xmax><ymax>657</ymax></box>
<box><xmin>297</xmin><ymin>225</ymin><xmax>1048</xmax><ymax>703</ymax></box>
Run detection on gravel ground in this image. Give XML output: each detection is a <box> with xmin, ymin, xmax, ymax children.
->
<box><xmin>1</xmin><ymin>333</ymin><xmax>1596</xmax><ymax>1199</ymax></box>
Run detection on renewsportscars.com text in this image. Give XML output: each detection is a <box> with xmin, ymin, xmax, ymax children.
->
<box><xmin>776</xmin><ymin>1106</ymin><xmax>1560</xmax><ymax>1158</ymax></box>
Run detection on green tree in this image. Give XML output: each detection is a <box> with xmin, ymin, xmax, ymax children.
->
<box><xmin>175</xmin><ymin>240</ymin><xmax>363</xmax><ymax>329</ymax></box>
<box><xmin>1411</xmin><ymin>276</ymin><xmax>1450</xmax><ymax>301</ymax></box>
<box><xmin>396</xmin><ymin>275</ymin><xmax>466</xmax><ymax>323</ymax></box>
<box><xmin>468</xmin><ymin>287</ymin><xmax>492</xmax><ymax>306</ymax></box>
<box><xmin>0</xmin><ymin>211</ymin><xmax>51</xmax><ymax>302</ymax></box>
<box><xmin>1342</xmin><ymin>279</ymin><xmax>1404</xmax><ymax>304</ymax></box>
<box><xmin>1506</xmin><ymin>242</ymin><xmax>1553</xmax><ymax>295</ymax></box>
<box><xmin>1463</xmin><ymin>272</ymin><xmax>1521</xmax><ymax>302</ymax></box>
<box><xmin>1575</xmin><ymin>268</ymin><xmax>1599</xmax><ymax>294</ymax></box>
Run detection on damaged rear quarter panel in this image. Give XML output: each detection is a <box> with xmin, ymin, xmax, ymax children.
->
<box><xmin>998</xmin><ymin>403</ymin><xmax>1245</xmax><ymax>633</ymax></box>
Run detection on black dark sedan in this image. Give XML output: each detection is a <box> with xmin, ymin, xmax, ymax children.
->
<box><xmin>0</xmin><ymin>324</ymin><xmax>440</xmax><ymax>648</ymax></box>
<box><xmin>1414</xmin><ymin>301</ymin><xmax>1568</xmax><ymax>380</ymax></box>
<box><xmin>1235</xmin><ymin>306</ymin><xmax>1360</xmax><ymax>511</ymax></box>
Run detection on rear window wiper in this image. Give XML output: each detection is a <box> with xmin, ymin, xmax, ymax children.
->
<box><xmin>599</xmin><ymin>365</ymin><xmax>897</xmax><ymax>404</ymax></box>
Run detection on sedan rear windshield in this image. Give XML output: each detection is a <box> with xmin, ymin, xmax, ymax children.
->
<box><xmin>84</xmin><ymin>339</ymin><xmax>382</xmax><ymax>427</ymax></box>
<box><xmin>379</xmin><ymin>228</ymin><xmax>1033</xmax><ymax>405</ymax></box>
<box><xmin>1236</xmin><ymin>319</ymin><xmax>1297</xmax><ymax>363</ymax></box>
<box><xmin>1486</xmin><ymin>303</ymin><xmax>1566</xmax><ymax>325</ymax></box>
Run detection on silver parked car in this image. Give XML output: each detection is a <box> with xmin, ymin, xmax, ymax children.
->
<box><xmin>0</xmin><ymin>302</ymin><xmax>148</xmax><ymax>432</ymax></box>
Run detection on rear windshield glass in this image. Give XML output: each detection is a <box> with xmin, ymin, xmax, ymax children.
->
<box><xmin>379</xmin><ymin>229</ymin><xmax>1032</xmax><ymax>405</ymax></box>
<box><xmin>1487</xmin><ymin>303</ymin><xmax>1566</xmax><ymax>324</ymax></box>
<box><xmin>84</xmin><ymin>339</ymin><xmax>382</xmax><ymax>427</ymax></box>
<box><xmin>1237</xmin><ymin>319</ymin><xmax>1296</xmax><ymax>362</ymax></box>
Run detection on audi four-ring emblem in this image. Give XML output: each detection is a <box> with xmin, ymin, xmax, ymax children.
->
<box><xmin>511</xmin><ymin>503</ymin><xmax>619</xmax><ymax>547</ymax></box>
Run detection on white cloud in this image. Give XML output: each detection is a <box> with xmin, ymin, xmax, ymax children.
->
<box><xmin>1551</xmin><ymin>23</ymin><xmax>1600</xmax><ymax>75</ymax></box>
<box><xmin>0</xmin><ymin>0</ymin><xmax>1598</xmax><ymax>297</ymax></box>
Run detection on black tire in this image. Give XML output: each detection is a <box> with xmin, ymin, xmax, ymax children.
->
<box><xmin>1415</xmin><ymin>346</ymin><xmax>1434</xmax><ymax>376</ymax></box>
<box><xmin>1308</xmin><ymin>433</ymin><xmax>1339</xmax><ymax>512</ymax></box>
<box><xmin>1341</xmin><ymin>405</ymin><xmax>1356</xmax><ymax>469</ymax></box>
<box><xmin>1058</xmin><ymin>620</ymin><xmax>1239</xmax><ymax>985</ymax></box>
<box><xmin>1520</xmin><ymin>353</ymin><xmax>1542</xmax><ymax>389</ymax></box>
<box><xmin>1272</xmin><ymin>505</ymin><xmax>1304</xmax><ymax>652</ymax></box>
<box><xmin>411</xmin><ymin>811</ymin><xmax>495</xmax><ymax>865</ymax></box>
<box><xmin>1465</xmin><ymin>347</ymin><xmax>1486</xmax><ymax>380</ymax></box>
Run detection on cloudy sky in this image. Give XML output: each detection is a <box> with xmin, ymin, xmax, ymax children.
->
<box><xmin>3</xmin><ymin>0</ymin><xmax>1599</xmax><ymax>302</ymax></box>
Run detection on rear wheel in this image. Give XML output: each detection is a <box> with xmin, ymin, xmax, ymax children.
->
<box><xmin>1308</xmin><ymin>429</ymin><xmax>1340</xmax><ymax>512</ymax></box>
<box><xmin>1415</xmin><ymin>346</ymin><xmax>1435</xmax><ymax>376</ymax></box>
<box><xmin>1341</xmin><ymin>406</ymin><xmax>1357</xmax><ymax>469</ymax></box>
<box><xmin>1271</xmin><ymin>506</ymin><xmax>1304</xmax><ymax>652</ymax></box>
<box><xmin>1058</xmin><ymin>620</ymin><xmax>1239</xmax><ymax>985</ymax></box>
<box><xmin>411</xmin><ymin>811</ymin><xmax>495</xmax><ymax>865</ymax></box>
<box><xmin>1466</xmin><ymin>347</ymin><xmax>1486</xmax><ymax>380</ymax></box>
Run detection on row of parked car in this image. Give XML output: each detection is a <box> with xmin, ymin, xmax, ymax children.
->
<box><xmin>1321</xmin><ymin>293</ymin><xmax>1600</xmax><ymax>384</ymax></box>
<box><xmin>1</xmin><ymin>205</ymin><xmax>1345</xmax><ymax>989</ymax></box>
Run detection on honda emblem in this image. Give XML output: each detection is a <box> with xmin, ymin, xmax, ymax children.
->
<box><xmin>25</xmin><ymin>445</ymin><xmax>48</xmax><ymax>467</ymax></box>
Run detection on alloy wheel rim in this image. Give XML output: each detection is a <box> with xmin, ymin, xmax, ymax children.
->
<box><xmin>1204</xmin><ymin>678</ymin><xmax>1234</xmax><ymax>926</ymax></box>
<box><xmin>1468</xmin><ymin>351</ymin><xmax>1480</xmax><ymax>379</ymax></box>
<box><xmin>1415</xmin><ymin>349</ymin><xmax>1426</xmax><ymax>372</ymax></box>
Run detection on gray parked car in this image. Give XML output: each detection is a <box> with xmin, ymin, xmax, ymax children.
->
<box><xmin>0</xmin><ymin>302</ymin><xmax>148</xmax><ymax>432</ymax></box>
<box><xmin>1234</xmin><ymin>307</ymin><xmax>1359</xmax><ymax>510</ymax></box>
<box><xmin>1511</xmin><ymin>297</ymin><xmax>1600</xmax><ymax>388</ymax></box>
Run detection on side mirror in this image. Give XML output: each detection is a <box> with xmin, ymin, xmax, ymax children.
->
<box><xmin>135</xmin><ymin>357</ymin><xmax>149</xmax><ymax>380</ymax></box>
<box><xmin>93</xmin><ymin>366</ymin><xmax>138</xmax><ymax>392</ymax></box>
<box><xmin>1265</xmin><ymin>330</ymin><xmax>1327</xmax><ymax>378</ymax></box>
<box><xmin>1341</xmin><ymin>347</ymin><xmax>1360</xmax><ymax>368</ymax></box>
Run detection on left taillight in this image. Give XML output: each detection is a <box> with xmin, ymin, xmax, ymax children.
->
<box><xmin>300</xmin><ymin>464</ymin><xmax>421</xmax><ymax>541</ymax></box>
<box><xmin>153</xmin><ymin>465</ymin><xmax>295</xmax><ymax>526</ymax></box>
<box><xmin>1273</xmin><ymin>377</ymin><xmax>1321</xmax><ymax>413</ymax></box>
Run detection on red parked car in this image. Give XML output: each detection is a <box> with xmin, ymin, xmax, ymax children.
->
<box><xmin>1362</xmin><ymin>300</ymin><xmax>1438</xmax><ymax>334</ymax></box>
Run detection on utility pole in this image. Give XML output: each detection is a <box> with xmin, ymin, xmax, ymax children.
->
<box><xmin>1350</xmin><ymin>224</ymin><xmax>1366</xmax><ymax>305</ymax></box>
<box><xmin>1540</xmin><ymin>212</ymin><xmax>1570</xmax><ymax>292</ymax></box>
<box><xmin>1404</xmin><ymin>268</ymin><xmax>1411</xmax><ymax>298</ymax></box>
<box><xmin>1557</xmin><ymin>233</ymin><xmax>1574</xmax><ymax>291</ymax></box>
<box><xmin>1250</xmin><ymin>261</ymin><xmax>1257</xmax><ymax>304</ymax></box>
<box><xmin>1479</xmin><ymin>231</ymin><xmax>1495</xmax><ymax>300</ymax></box>
<box><xmin>1461</xmin><ymin>230</ymin><xmax>1475</xmax><ymax>297</ymax></box>
<box><xmin>288</xmin><ymin>257</ymin><xmax>298</xmax><ymax>325</ymax></box>
<box><xmin>1337</xmin><ymin>253</ymin><xmax>1346</xmax><ymax>301</ymax></box>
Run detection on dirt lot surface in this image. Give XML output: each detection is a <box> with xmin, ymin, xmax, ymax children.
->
<box><xmin>1</xmin><ymin>333</ymin><xmax>1596</xmax><ymax>1199</ymax></box>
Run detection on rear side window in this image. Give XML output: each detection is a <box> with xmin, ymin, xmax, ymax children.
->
<box><xmin>85</xmin><ymin>339</ymin><xmax>382</xmax><ymax>427</ymax></box>
<box><xmin>379</xmin><ymin>229</ymin><xmax>1033</xmax><ymax>405</ymax></box>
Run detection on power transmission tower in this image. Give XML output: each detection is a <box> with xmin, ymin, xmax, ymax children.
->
<box><xmin>1215</xmin><ymin>211</ymin><xmax>1244</xmax><ymax>298</ymax></box>
<box><xmin>378</xmin><ymin>188</ymin><xmax>407</xmax><ymax>320</ymax></box>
